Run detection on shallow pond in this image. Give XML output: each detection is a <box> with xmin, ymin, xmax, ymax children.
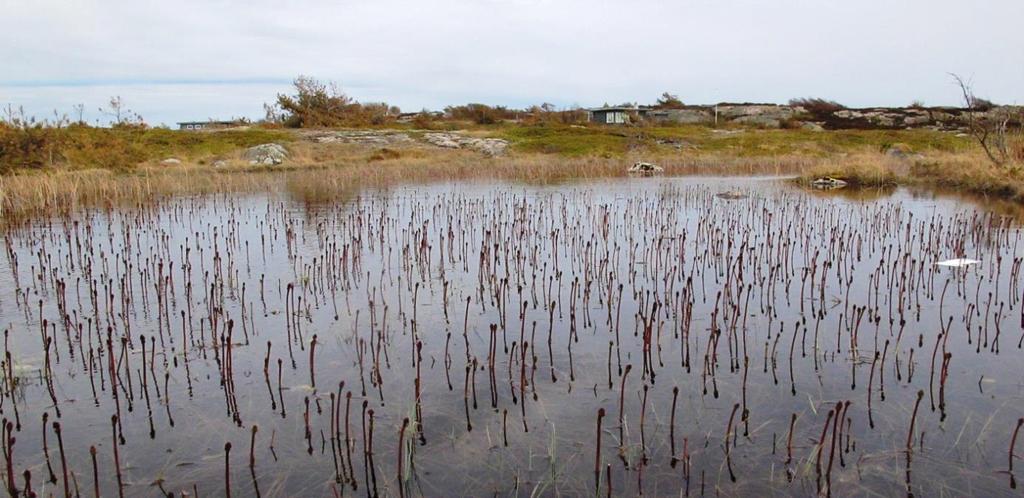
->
<box><xmin>1</xmin><ymin>176</ymin><xmax>1022</xmax><ymax>497</ymax></box>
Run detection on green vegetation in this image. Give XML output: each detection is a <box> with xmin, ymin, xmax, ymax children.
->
<box><xmin>269</xmin><ymin>75</ymin><xmax>400</xmax><ymax>127</ymax></box>
<box><xmin>0</xmin><ymin>121</ymin><xmax>290</xmax><ymax>173</ymax></box>
<box><xmin>493</xmin><ymin>123</ymin><xmax>972</xmax><ymax>158</ymax></box>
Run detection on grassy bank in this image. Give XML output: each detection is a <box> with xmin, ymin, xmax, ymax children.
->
<box><xmin>0</xmin><ymin>123</ymin><xmax>291</xmax><ymax>172</ymax></box>
<box><xmin>1</xmin><ymin>121</ymin><xmax>1021</xmax><ymax>222</ymax></box>
<box><xmin>797</xmin><ymin>149</ymin><xmax>1024</xmax><ymax>200</ymax></box>
<box><xmin>0</xmin><ymin>146</ymin><xmax>813</xmax><ymax>221</ymax></box>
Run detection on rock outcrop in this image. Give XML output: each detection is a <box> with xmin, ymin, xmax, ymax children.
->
<box><xmin>423</xmin><ymin>133</ymin><xmax>509</xmax><ymax>156</ymax></box>
<box><xmin>307</xmin><ymin>130</ymin><xmax>415</xmax><ymax>146</ymax></box>
<box><xmin>629</xmin><ymin>103</ymin><xmax>1022</xmax><ymax>131</ymax></box>
<box><xmin>244</xmin><ymin>144</ymin><xmax>289</xmax><ymax>165</ymax></box>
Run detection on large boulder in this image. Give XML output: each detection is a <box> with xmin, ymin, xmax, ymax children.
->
<box><xmin>423</xmin><ymin>133</ymin><xmax>462</xmax><ymax>149</ymax></box>
<box><xmin>648</xmin><ymin>108</ymin><xmax>712</xmax><ymax>124</ymax></box>
<box><xmin>244</xmin><ymin>144</ymin><xmax>289</xmax><ymax>165</ymax></box>
<box><xmin>733</xmin><ymin>115</ymin><xmax>782</xmax><ymax>128</ymax></box>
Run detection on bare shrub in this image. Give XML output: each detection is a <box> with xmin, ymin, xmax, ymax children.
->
<box><xmin>951</xmin><ymin>73</ymin><xmax>1022</xmax><ymax>167</ymax></box>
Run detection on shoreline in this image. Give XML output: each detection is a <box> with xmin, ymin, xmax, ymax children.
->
<box><xmin>1</xmin><ymin>125</ymin><xmax>1020</xmax><ymax>222</ymax></box>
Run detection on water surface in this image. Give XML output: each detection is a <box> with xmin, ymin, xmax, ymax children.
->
<box><xmin>1</xmin><ymin>177</ymin><xmax>1022</xmax><ymax>497</ymax></box>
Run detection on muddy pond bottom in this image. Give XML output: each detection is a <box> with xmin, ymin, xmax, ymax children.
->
<box><xmin>0</xmin><ymin>176</ymin><xmax>1022</xmax><ymax>497</ymax></box>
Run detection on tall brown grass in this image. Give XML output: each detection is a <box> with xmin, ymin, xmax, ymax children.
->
<box><xmin>799</xmin><ymin>148</ymin><xmax>1024</xmax><ymax>200</ymax></box>
<box><xmin>2</xmin><ymin>129</ymin><xmax>1017</xmax><ymax>224</ymax></box>
<box><xmin>0</xmin><ymin>146</ymin><xmax>812</xmax><ymax>223</ymax></box>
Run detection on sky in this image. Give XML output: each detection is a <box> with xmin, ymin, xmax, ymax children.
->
<box><xmin>1</xmin><ymin>0</ymin><xmax>1022</xmax><ymax>126</ymax></box>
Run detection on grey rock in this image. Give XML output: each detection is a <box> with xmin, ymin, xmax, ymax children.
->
<box><xmin>733</xmin><ymin>115</ymin><xmax>781</xmax><ymax>128</ymax></box>
<box><xmin>716</xmin><ymin>190</ymin><xmax>748</xmax><ymax>200</ymax></box>
<box><xmin>160</xmin><ymin>158</ymin><xmax>182</xmax><ymax>166</ymax></box>
<box><xmin>244</xmin><ymin>144</ymin><xmax>288</xmax><ymax>166</ymax></box>
<box><xmin>423</xmin><ymin>133</ymin><xmax>509</xmax><ymax>156</ymax></box>
<box><xmin>646</xmin><ymin>108</ymin><xmax>712</xmax><ymax>124</ymax></box>
<box><xmin>716</xmin><ymin>105</ymin><xmax>794</xmax><ymax>121</ymax></box>
<box><xmin>810</xmin><ymin>177</ymin><xmax>848</xmax><ymax>189</ymax></box>
<box><xmin>423</xmin><ymin>133</ymin><xmax>462</xmax><ymax>149</ymax></box>
<box><xmin>309</xmin><ymin>130</ymin><xmax>415</xmax><ymax>145</ymax></box>
<box><xmin>628</xmin><ymin>161</ymin><xmax>664</xmax><ymax>175</ymax></box>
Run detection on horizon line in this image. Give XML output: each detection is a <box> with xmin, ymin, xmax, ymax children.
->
<box><xmin>0</xmin><ymin>77</ymin><xmax>295</xmax><ymax>88</ymax></box>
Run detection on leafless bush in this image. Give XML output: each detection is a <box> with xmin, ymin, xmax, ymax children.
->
<box><xmin>951</xmin><ymin>73</ymin><xmax>1022</xmax><ymax>166</ymax></box>
<box><xmin>522</xmin><ymin>104</ymin><xmax>588</xmax><ymax>125</ymax></box>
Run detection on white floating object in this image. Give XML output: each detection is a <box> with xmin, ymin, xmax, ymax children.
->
<box><xmin>936</xmin><ymin>258</ymin><xmax>980</xmax><ymax>267</ymax></box>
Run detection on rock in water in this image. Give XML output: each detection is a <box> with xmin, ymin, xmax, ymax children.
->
<box><xmin>810</xmin><ymin>177</ymin><xmax>848</xmax><ymax>189</ymax></box>
<box><xmin>244</xmin><ymin>144</ymin><xmax>289</xmax><ymax>166</ymax></box>
<box><xmin>628</xmin><ymin>162</ymin><xmax>664</xmax><ymax>175</ymax></box>
<box><xmin>716</xmin><ymin>190</ymin><xmax>748</xmax><ymax>200</ymax></box>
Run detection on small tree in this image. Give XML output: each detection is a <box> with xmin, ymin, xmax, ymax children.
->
<box><xmin>655</xmin><ymin>92</ymin><xmax>684</xmax><ymax>109</ymax></box>
<box><xmin>275</xmin><ymin>76</ymin><xmax>360</xmax><ymax>127</ymax></box>
<box><xmin>99</xmin><ymin>96</ymin><xmax>143</xmax><ymax>127</ymax></box>
<box><xmin>951</xmin><ymin>73</ymin><xmax>1022</xmax><ymax>167</ymax></box>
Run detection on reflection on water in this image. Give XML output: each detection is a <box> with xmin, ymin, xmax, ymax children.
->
<box><xmin>0</xmin><ymin>176</ymin><xmax>1022</xmax><ymax>497</ymax></box>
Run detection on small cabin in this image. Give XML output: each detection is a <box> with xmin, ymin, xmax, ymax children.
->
<box><xmin>177</xmin><ymin>120</ymin><xmax>243</xmax><ymax>131</ymax></box>
<box><xmin>588</xmin><ymin>107</ymin><xmax>635</xmax><ymax>125</ymax></box>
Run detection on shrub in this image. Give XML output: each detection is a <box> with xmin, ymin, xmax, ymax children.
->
<box><xmin>271</xmin><ymin>76</ymin><xmax>399</xmax><ymax>128</ymax></box>
<box><xmin>443</xmin><ymin>104</ymin><xmax>516</xmax><ymax>124</ymax></box>
<box><xmin>521</xmin><ymin>105</ymin><xmax>588</xmax><ymax>126</ymax></box>
<box><xmin>788</xmin><ymin>98</ymin><xmax>846</xmax><ymax>115</ymax></box>
<box><xmin>655</xmin><ymin>92</ymin><xmax>685</xmax><ymax>109</ymax></box>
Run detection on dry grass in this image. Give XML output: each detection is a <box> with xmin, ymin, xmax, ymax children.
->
<box><xmin>0</xmin><ymin>144</ymin><xmax>816</xmax><ymax>222</ymax></box>
<box><xmin>798</xmin><ymin>148</ymin><xmax>1024</xmax><ymax>199</ymax></box>
<box><xmin>1</xmin><ymin>126</ymin><xmax>1020</xmax><ymax>224</ymax></box>
<box><xmin>799</xmin><ymin>153</ymin><xmax>905</xmax><ymax>187</ymax></box>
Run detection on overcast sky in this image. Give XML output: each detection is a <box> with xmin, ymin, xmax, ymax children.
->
<box><xmin>2</xmin><ymin>0</ymin><xmax>1021</xmax><ymax>125</ymax></box>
